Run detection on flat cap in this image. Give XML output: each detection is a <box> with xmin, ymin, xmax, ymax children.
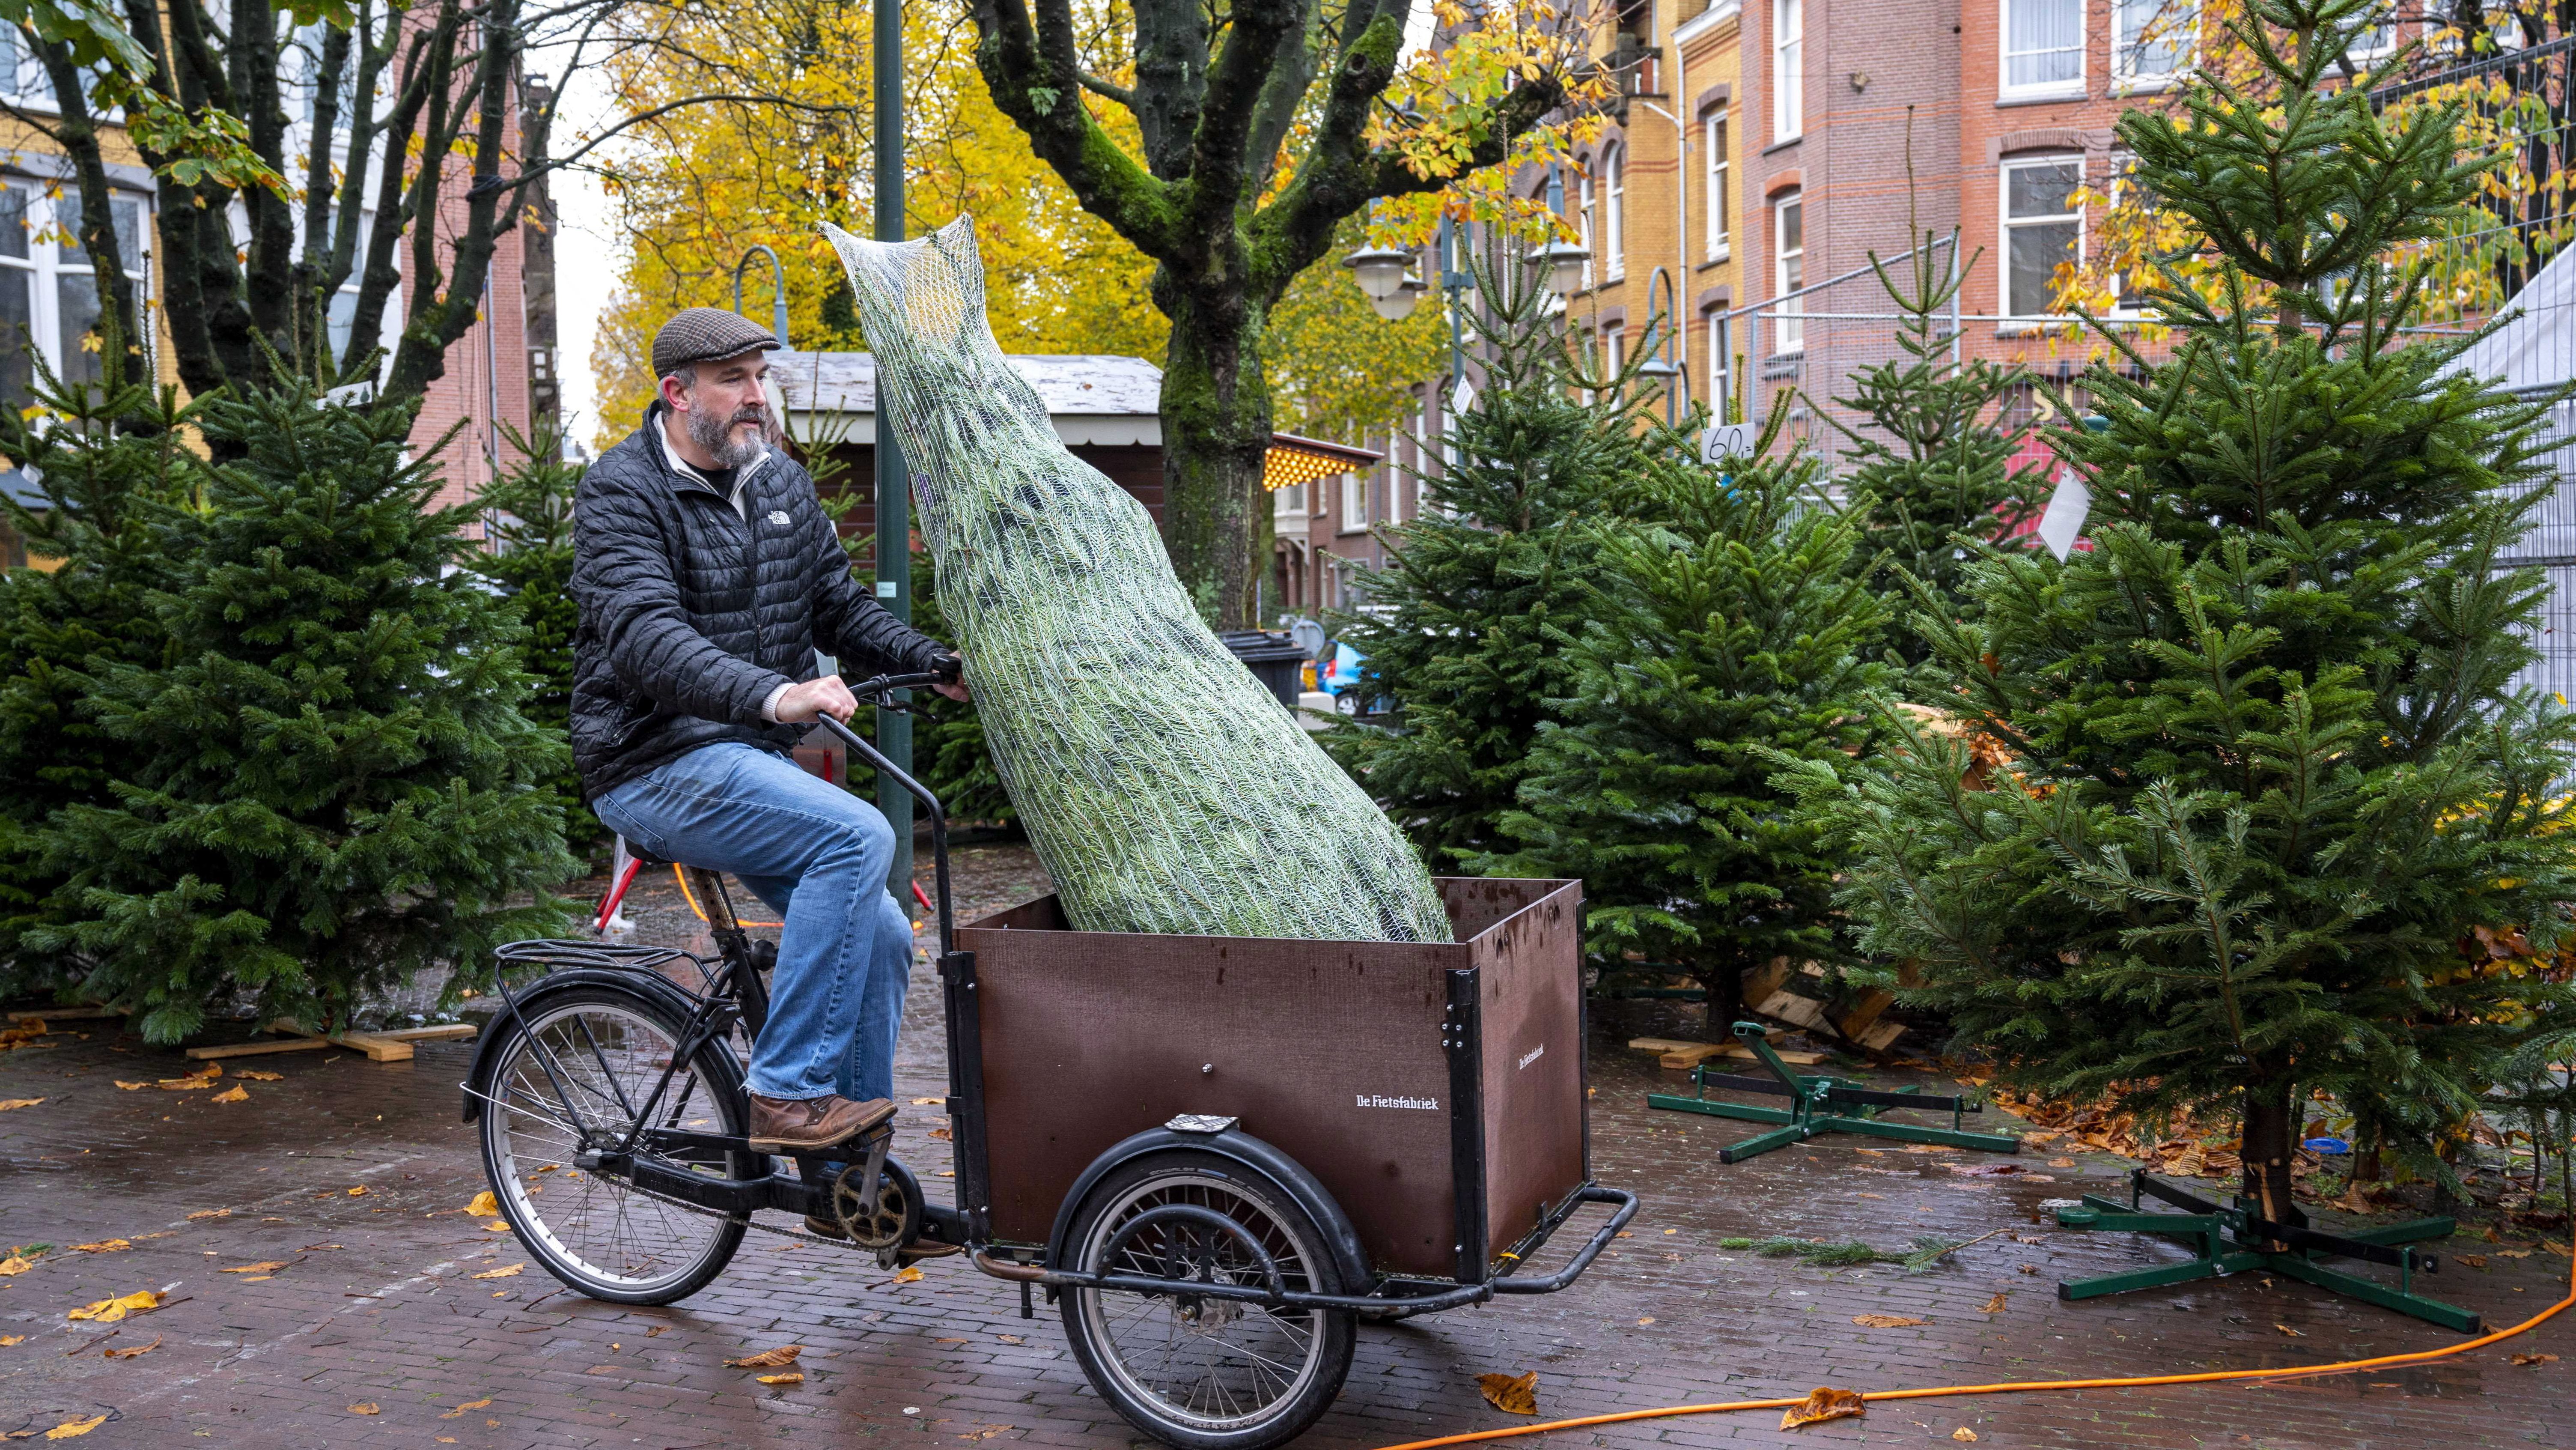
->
<box><xmin>652</xmin><ymin>307</ymin><xmax>780</xmax><ymax>378</ymax></box>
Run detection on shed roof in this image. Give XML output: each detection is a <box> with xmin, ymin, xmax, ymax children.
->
<box><xmin>768</xmin><ymin>350</ymin><xmax>1163</xmax><ymax>448</ymax></box>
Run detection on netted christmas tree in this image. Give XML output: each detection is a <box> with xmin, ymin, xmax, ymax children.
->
<box><xmin>29</xmin><ymin>388</ymin><xmax>576</xmax><ymax>1041</ymax></box>
<box><xmin>1826</xmin><ymin>220</ymin><xmax>2044</xmax><ymax>667</ymax></box>
<box><xmin>1470</xmin><ymin>416</ymin><xmax>1891</xmax><ymax>1025</ymax></box>
<box><xmin>1320</xmin><ymin>248</ymin><xmax>1650</xmax><ymax>869</ymax></box>
<box><xmin>0</xmin><ymin>365</ymin><xmax>194</xmax><ymax>988</ymax></box>
<box><xmin>1780</xmin><ymin>0</ymin><xmax>2576</xmax><ymax>1224</ymax></box>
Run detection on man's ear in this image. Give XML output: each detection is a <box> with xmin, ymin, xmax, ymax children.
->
<box><xmin>659</xmin><ymin>373</ymin><xmax>692</xmax><ymax>413</ymax></box>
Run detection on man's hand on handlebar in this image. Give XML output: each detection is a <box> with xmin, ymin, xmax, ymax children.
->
<box><xmin>930</xmin><ymin>651</ymin><xmax>971</xmax><ymax>703</ymax></box>
<box><xmin>773</xmin><ymin>674</ymin><xmax>862</xmax><ymax>724</ymax></box>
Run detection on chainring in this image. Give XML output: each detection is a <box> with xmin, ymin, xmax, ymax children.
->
<box><xmin>832</xmin><ymin>1157</ymin><xmax>921</xmax><ymax>1251</ymax></box>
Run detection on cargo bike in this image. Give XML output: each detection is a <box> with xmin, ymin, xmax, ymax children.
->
<box><xmin>461</xmin><ymin>671</ymin><xmax>1637</xmax><ymax>1450</ymax></box>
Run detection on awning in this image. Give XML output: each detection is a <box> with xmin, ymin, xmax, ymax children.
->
<box><xmin>1263</xmin><ymin>432</ymin><xmax>1382</xmax><ymax>492</ymax></box>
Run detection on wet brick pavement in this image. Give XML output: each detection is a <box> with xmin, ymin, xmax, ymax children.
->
<box><xmin>1</xmin><ymin>847</ymin><xmax>2567</xmax><ymax>1448</ymax></box>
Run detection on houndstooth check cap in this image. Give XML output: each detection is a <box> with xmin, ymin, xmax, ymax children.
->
<box><xmin>652</xmin><ymin>307</ymin><xmax>780</xmax><ymax>379</ymax></box>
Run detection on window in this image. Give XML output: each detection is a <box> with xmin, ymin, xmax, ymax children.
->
<box><xmin>1703</xmin><ymin>110</ymin><xmax>1731</xmax><ymax>260</ymax></box>
<box><xmin>1601</xmin><ymin>142</ymin><xmax>1625</xmax><ymax>281</ymax></box>
<box><xmin>1605</xmin><ymin>328</ymin><xmax>1625</xmax><ymax>390</ymax></box>
<box><xmin>1338</xmin><ymin>470</ymin><xmax>1367</xmax><ymax>532</ymax></box>
<box><xmin>2003</xmin><ymin>0</ymin><xmax>2084</xmax><ymax>96</ymax></box>
<box><xmin>1774</xmin><ymin>192</ymin><xmax>1805</xmax><ymax>352</ymax></box>
<box><xmin>2344</xmin><ymin>3</ymin><xmax>2397</xmax><ymax>57</ymax></box>
<box><xmin>1707</xmin><ymin>311</ymin><xmax>1734</xmax><ymax>422</ymax></box>
<box><xmin>0</xmin><ymin>183</ymin><xmax>150</xmax><ymax>413</ymax></box>
<box><xmin>0</xmin><ymin>26</ymin><xmax>61</xmax><ymax>107</ymax></box>
<box><xmin>2107</xmin><ymin>153</ymin><xmax>2156</xmax><ymax>314</ymax></box>
<box><xmin>2003</xmin><ymin>156</ymin><xmax>2082</xmax><ymax>318</ymax></box>
<box><xmin>1576</xmin><ymin>169</ymin><xmax>1598</xmax><ymax>291</ymax></box>
<box><xmin>2114</xmin><ymin>0</ymin><xmax>2193</xmax><ymax>87</ymax></box>
<box><xmin>1774</xmin><ymin>0</ymin><xmax>1802</xmax><ymax>140</ymax></box>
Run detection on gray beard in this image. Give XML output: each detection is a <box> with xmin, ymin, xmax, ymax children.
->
<box><xmin>686</xmin><ymin>402</ymin><xmax>768</xmax><ymax>470</ymax></box>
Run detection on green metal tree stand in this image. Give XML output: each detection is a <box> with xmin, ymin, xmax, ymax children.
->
<box><xmin>1646</xmin><ymin>1020</ymin><xmax>2022</xmax><ymax>1162</ymax></box>
<box><xmin>2052</xmin><ymin>1169</ymin><xmax>2477</xmax><ymax>1332</ymax></box>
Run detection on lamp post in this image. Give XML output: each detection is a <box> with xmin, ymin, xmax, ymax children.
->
<box><xmin>1638</xmin><ymin>266</ymin><xmax>1686</xmax><ymax>425</ymax></box>
<box><xmin>732</xmin><ymin>244</ymin><xmax>792</xmax><ymax>349</ymax></box>
<box><xmin>872</xmin><ymin>0</ymin><xmax>917</xmax><ymax>914</ymax></box>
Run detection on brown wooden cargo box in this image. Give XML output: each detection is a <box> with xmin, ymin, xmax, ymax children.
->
<box><xmin>958</xmin><ymin>877</ymin><xmax>1586</xmax><ymax>1282</ymax></box>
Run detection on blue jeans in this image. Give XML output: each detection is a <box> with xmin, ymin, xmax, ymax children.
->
<box><xmin>593</xmin><ymin>741</ymin><xmax>913</xmax><ymax>1104</ymax></box>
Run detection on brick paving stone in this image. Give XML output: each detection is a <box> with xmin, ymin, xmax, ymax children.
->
<box><xmin>1</xmin><ymin>851</ymin><xmax>2567</xmax><ymax>1447</ymax></box>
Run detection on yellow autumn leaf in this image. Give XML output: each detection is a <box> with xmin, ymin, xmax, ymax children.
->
<box><xmin>103</xmin><ymin>1335</ymin><xmax>161</xmax><ymax>1359</ymax></box>
<box><xmin>185</xmin><ymin>1209</ymin><xmax>229</xmax><ymax>1221</ymax></box>
<box><xmin>726</xmin><ymin>1345</ymin><xmax>803</xmax><ymax>1368</ymax></box>
<box><xmin>471</xmin><ymin>1264</ymin><xmax>524</xmax><ymax>1280</ymax></box>
<box><xmin>349</xmin><ymin>1402</ymin><xmax>380</xmax><ymax>1415</ymax></box>
<box><xmin>0</xmin><ymin>1098</ymin><xmax>42</xmax><ymax>1111</ymax></box>
<box><xmin>483</xmin><ymin>1220</ymin><xmax>512</xmax><ymax>1232</ymax></box>
<box><xmin>0</xmin><ymin>1256</ymin><xmax>32</xmax><ymax>1276</ymax></box>
<box><xmin>72</xmin><ymin>1240</ymin><xmax>131</xmax><ymax>1254</ymax></box>
<box><xmin>345</xmin><ymin>1186</ymin><xmax>368</xmax><ymax>1197</ymax></box>
<box><xmin>438</xmin><ymin>1399</ymin><xmax>492</xmax><ymax>1418</ymax></box>
<box><xmin>1953</xmin><ymin>1429</ymin><xmax>1979</xmax><ymax>1443</ymax></box>
<box><xmin>208</xmin><ymin>1084</ymin><xmax>250</xmax><ymax>1103</ymax></box>
<box><xmin>891</xmin><ymin>1265</ymin><xmax>923</xmax><ymax>1284</ymax></box>
<box><xmin>235</xmin><ymin>1070</ymin><xmax>283</xmax><ymax>1081</ymax></box>
<box><xmin>221</xmin><ymin>1261</ymin><xmax>288</xmax><ymax>1274</ymax></box>
<box><xmin>465</xmin><ymin>1190</ymin><xmax>499</xmax><ymax>1216</ymax></box>
<box><xmin>1980</xmin><ymin>1292</ymin><xmax>2007</xmax><ymax>1314</ymax></box>
<box><xmin>66</xmin><ymin>1289</ymin><xmax>163</xmax><ymax>1322</ymax></box>
<box><xmin>1851</xmin><ymin>1314</ymin><xmax>1927</xmax><ymax>1328</ymax></box>
<box><xmin>755</xmin><ymin>1372</ymin><xmax>804</xmax><ymax>1386</ymax></box>
<box><xmin>1780</xmin><ymin>1386</ymin><xmax>1866</xmax><ymax>1429</ymax></box>
<box><xmin>1475</xmin><ymin>1370</ymin><xmax>1537</xmax><ymax>1416</ymax></box>
<box><xmin>114</xmin><ymin>1081</ymin><xmax>149</xmax><ymax>1091</ymax></box>
<box><xmin>43</xmin><ymin>1414</ymin><xmax>108</xmax><ymax>1439</ymax></box>
<box><xmin>0</xmin><ymin>1334</ymin><xmax>24</xmax><ymax>1344</ymax></box>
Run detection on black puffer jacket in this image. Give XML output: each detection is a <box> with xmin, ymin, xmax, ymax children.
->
<box><xmin>569</xmin><ymin>402</ymin><xmax>943</xmax><ymax>800</ymax></box>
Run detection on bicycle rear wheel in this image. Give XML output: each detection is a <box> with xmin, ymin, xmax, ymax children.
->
<box><xmin>476</xmin><ymin>982</ymin><xmax>756</xmax><ymax>1304</ymax></box>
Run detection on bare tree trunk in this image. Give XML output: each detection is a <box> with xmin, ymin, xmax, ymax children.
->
<box><xmin>2240</xmin><ymin>1075</ymin><xmax>2304</xmax><ymax>1248</ymax></box>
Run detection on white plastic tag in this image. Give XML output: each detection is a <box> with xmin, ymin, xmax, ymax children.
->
<box><xmin>1700</xmin><ymin>421</ymin><xmax>1755</xmax><ymax>464</ymax></box>
<box><xmin>2036</xmin><ymin>473</ymin><xmax>2091</xmax><ymax>562</ymax></box>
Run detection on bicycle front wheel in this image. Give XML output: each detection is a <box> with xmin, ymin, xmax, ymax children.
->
<box><xmin>476</xmin><ymin>982</ymin><xmax>756</xmax><ymax>1304</ymax></box>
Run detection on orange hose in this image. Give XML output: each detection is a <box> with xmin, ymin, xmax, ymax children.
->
<box><xmin>670</xmin><ymin>864</ymin><xmax>783</xmax><ymax>930</ymax></box>
<box><xmin>1374</xmin><ymin>1242</ymin><xmax>2575</xmax><ymax>1450</ymax></box>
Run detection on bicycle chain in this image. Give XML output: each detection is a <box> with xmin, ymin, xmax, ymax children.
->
<box><xmin>574</xmin><ymin>1160</ymin><xmax>896</xmax><ymax>1257</ymax></box>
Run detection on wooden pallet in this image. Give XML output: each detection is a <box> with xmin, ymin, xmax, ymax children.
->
<box><xmin>183</xmin><ymin>1020</ymin><xmax>477</xmax><ymax>1062</ymax></box>
<box><xmin>1626</xmin><ymin>1035</ymin><xmax>1828</xmax><ymax>1068</ymax></box>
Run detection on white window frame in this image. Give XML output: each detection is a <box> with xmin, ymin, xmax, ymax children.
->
<box><xmin>1774</xmin><ymin>191</ymin><xmax>1805</xmax><ymax>353</ymax></box>
<box><xmin>1337</xmin><ymin>469</ymin><xmax>1368</xmax><ymax>534</ymax></box>
<box><xmin>0</xmin><ymin>27</ymin><xmax>60</xmax><ymax>113</ymax></box>
<box><xmin>1576</xmin><ymin>170</ymin><xmax>1598</xmax><ymax>291</ymax></box>
<box><xmin>2103</xmin><ymin>152</ymin><xmax>2158</xmax><ymax>319</ymax></box>
<box><xmin>1774</xmin><ymin>0</ymin><xmax>1802</xmax><ymax>141</ymax></box>
<box><xmin>2001</xmin><ymin>0</ymin><xmax>2087</xmax><ymax>101</ymax></box>
<box><xmin>2112</xmin><ymin>0</ymin><xmax>2195</xmax><ymax>91</ymax></box>
<box><xmin>1602</xmin><ymin>142</ymin><xmax>1625</xmax><ymax>282</ymax></box>
<box><xmin>1707</xmin><ymin>311</ymin><xmax>1734</xmax><ymax>422</ymax></box>
<box><xmin>1703</xmin><ymin>109</ymin><xmax>1731</xmax><ymax>262</ymax></box>
<box><xmin>2344</xmin><ymin>3</ymin><xmax>2399</xmax><ymax>59</ymax></box>
<box><xmin>0</xmin><ymin>182</ymin><xmax>153</xmax><ymax>411</ymax></box>
<box><xmin>2001</xmin><ymin>154</ymin><xmax>2085</xmax><ymax>321</ymax></box>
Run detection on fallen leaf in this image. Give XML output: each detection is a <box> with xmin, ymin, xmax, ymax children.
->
<box><xmin>103</xmin><ymin>1336</ymin><xmax>161</xmax><ymax>1359</ymax></box>
<box><xmin>0</xmin><ymin>1098</ymin><xmax>42</xmax><ymax>1111</ymax></box>
<box><xmin>1980</xmin><ymin>1293</ymin><xmax>2007</xmax><ymax>1314</ymax></box>
<box><xmin>220</xmin><ymin>1262</ymin><xmax>288</xmax><ymax>1274</ymax></box>
<box><xmin>1476</xmin><ymin>1370</ymin><xmax>1538</xmax><ymax>1416</ymax></box>
<box><xmin>2510</xmin><ymin>1352</ymin><xmax>2558</xmax><ymax>1367</ymax></box>
<box><xmin>209</xmin><ymin>1086</ymin><xmax>248</xmax><ymax>1103</ymax></box>
<box><xmin>345</xmin><ymin>1186</ymin><xmax>368</xmax><ymax>1197</ymax></box>
<box><xmin>1858</xmin><ymin>1193</ymin><xmax>1884</xmax><ymax>1199</ymax></box>
<box><xmin>0</xmin><ymin>1257</ymin><xmax>31</xmax><ymax>1276</ymax></box>
<box><xmin>1852</xmin><ymin>1314</ymin><xmax>1927</xmax><ymax>1328</ymax></box>
<box><xmin>892</xmin><ymin>1265</ymin><xmax>923</xmax><ymax>1285</ymax></box>
<box><xmin>996</xmin><ymin>1334</ymin><xmax>1022</xmax><ymax>1344</ymax></box>
<box><xmin>438</xmin><ymin>1399</ymin><xmax>492</xmax><ymax>1418</ymax></box>
<box><xmin>238</xmin><ymin>1275</ymin><xmax>272</xmax><ymax>1283</ymax></box>
<box><xmin>961</xmin><ymin>1426</ymin><xmax>1011</xmax><ymax>1441</ymax></box>
<box><xmin>2275</xmin><ymin>1324</ymin><xmax>2304</xmax><ymax>1337</ymax></box>
<box><xmin>471</xmin><ymin>1264</ymin><xmax>522</xmax><ymax>1280</ymax></box>
<box><xmin>928</xmin><ymin>1126</ymin><xmax>952</xmax><ymax>1141</ymax></box>
<box><xmin>725</xmin><ymin>1345</ymin><xmax>803</xmax><ymax>1369</ymax></box>
<box><xmin>2459</xmin><ymin>1254</ymin><xmax>2488</xmax><ymax>1268</ymax></box>
<box><xmin>645</xmin><ymin>1327</ymin><xmax>667</xmax><ymax>1338</ymax></box>
<box><xmin>114</xmin><ymin>1082</ymin><xmax>148</xmax><ymax>1091</ymax></box>
<box><xmin>66</xmin><ymin>1290</ymin><xmax>162</xmax><ymax>1322</ymax></box>
<box><xmin>465</xmin><ymin>1190</ymin><xmax>499</xmax><ymax>1217</ymax></box>
<box><xmin>42</xmin><ymin>1415</ymin><xmax>107</xmax><ymax>1439</ymax></box>
<box><xmin>185</xmin><ymin>1209</ymin><xmax>229</xmax><ymax>1221</ymax></box>
<box><xmin>2048</xmin><ymin>1158</ymin><xmax>2075</xmax><ymax>1169</ymax></box>
<box><xmin>756</xmin><ymin>1372</ymin><xmax>804</xmax><ymax>1386</ymax></box>
<box><xmin>911</xmin><ymin>1097</ymin><xmax>944</xmax><ymax>1106</ymax></box>
<box><xmin>1635</xmin><ymin>1317</ymin><xmax>1656</xmax><ymax>1326</ymax></box>
<box><xmin>1953</xmin><ymin>1428</ymin><xmax>1978</xmax><ymax>1442</ymax></box>
<box><xmin>1780</xmin><ymin>1386</ymin><xmax>1866</xmax><ymax>1429</ymax></box>
<box><xmin>482</xmin><ymin>1220</ymin><xmax>511</xmax><ymax>1232</ymax></box>
<box><xmin>71</xmin><ymin>1241</ymin><xmax>130</xmax><ymax>1254</ymax></box>
<box><xmin>935</xmin><ymin>1337</ymin><xmax>968</xmax><ymax>1344</ymax></box>
<box><xmin>0</xmin><ymin>1335</ymin><xmax>22</xmax><ymax>1344</ymax></box>
<box><xmin>349</xmin><ymin>1402</ymin><xmax>379</xmax><ymax>1415</ymax></box>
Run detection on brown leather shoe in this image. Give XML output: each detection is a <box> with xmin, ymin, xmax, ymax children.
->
<box><xmin>747</xmin><ymin>1093</ymin><xmax>894</xmax><ymax>1152</ymax></box>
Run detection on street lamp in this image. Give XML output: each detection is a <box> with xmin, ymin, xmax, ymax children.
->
<box><xmin>732</xmin><ymin>244</ymin><xmax>792</xmax><ymax>348</ymax></box>
<box><xmin>1343</xmin><ymin>245</ymin><xmax>1428</xmax><ymax>321</ymax></box>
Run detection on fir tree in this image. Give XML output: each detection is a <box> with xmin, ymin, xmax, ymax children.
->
<box><xmin>1782</xmin><ymin>0</ymin><xmax>2576</xmax><ymax>1228</ymax></box>
<box><xmin>30</xmin><ymin>388</ymin><xmax>577</xmax><ymax>1041</ymax></box>
<box><xmin>471</xmin><ymin>421</ymin><xmax>600</xmax><ymax>862</ymax></box>
<box><xmin>1322</xmin><ymin>254</ymin><xmax>1649</xmax><ymax>868</ymax></box>
<box><xmin>1827</xmin><ymin>222</ymin><xmax>2042</xmax><ymax>666</ymax></box>
<box><xmin>1471</xmin><ymin>418</ymin><xmax>1891</xmax><ymax>1024</ymax></box>
<box><xmin>0</xmin><ymin>368</ymin><xmax>195</xmax><ymax>985</ymax></box>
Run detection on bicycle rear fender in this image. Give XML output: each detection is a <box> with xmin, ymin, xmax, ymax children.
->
<box><xmin>1045</xmin><ymin>1126</ymin><xmax>1373</xmax><ymax>1296</ymax></box>
<box><xmin>460</xmin><ymin>967</ymin><xmax>733</xmax><ymax>1122</ymax></box>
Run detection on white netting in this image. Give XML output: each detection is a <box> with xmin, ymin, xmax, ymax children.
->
<box><xmin>825</xmin><ymin>216</ymin><xmax>1452</xmax><ymax>943</ymax></box>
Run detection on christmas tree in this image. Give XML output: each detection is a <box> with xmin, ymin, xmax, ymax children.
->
<box><xmin>1322</xmin><ymin>253</ymin><xmax>1649</xmax><ymax>868</ymax></box>
<box><xmin>1470</xmin><ymin>418</ymin><xmax>1891</xmax><ymax>1025</ymax></box>
<box><xmin>1827</xmin><ymin>221</ymin><xmax>2043</xmax><ymax>666</ymax></box>
<box><xmin>30</xmin><ymin>388</ymin><xmax>577</xmax><ymax>1041</ymax></box>
<box><xmin>471</xmin><ymin>421</ymin><xmax>599</xmax><ymax>862</ymax></box>
<box><xmin>0</xmin><ymin>366</ymin><xmax>194</xmax><ymax>986</ymax></box>
<box><xmin>1782</xmin><ymin>0</ymin><xmax>2576</xmax><ymax>1226</ymax></box>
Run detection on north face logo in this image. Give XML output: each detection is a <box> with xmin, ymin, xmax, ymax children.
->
<box><xmin>767</xmin><ymin>510</ymin><xmax>791</xmax><ymax>526</ymax></box>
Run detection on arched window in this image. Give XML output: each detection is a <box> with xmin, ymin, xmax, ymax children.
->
<box><xmin>1602</xmin><ymin>142</ymin><xmax>1625</xmax><ymax>280</ymax></box>
<box><xmin>1577</xmin><ymin>169</ymin><xmax>1597</xmax><ymax>291</ymax></box>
